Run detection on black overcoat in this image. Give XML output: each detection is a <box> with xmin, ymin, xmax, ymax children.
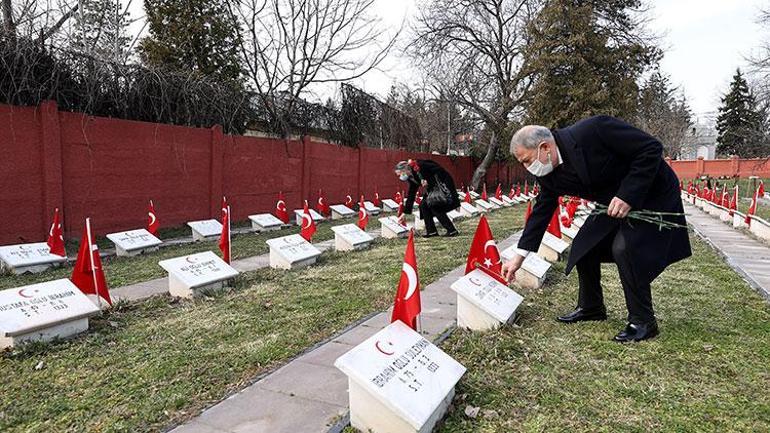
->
<box><xmin>518</xmin><ymin>115</ymin><xmax>692</xmax><ymax>284</ymax></box>
<box><xmin>403</xmin><ymin>159</ymin><xmax>461</xmax><ymax>217</ymax></box>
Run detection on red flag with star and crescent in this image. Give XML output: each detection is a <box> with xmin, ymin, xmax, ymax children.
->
<box><xmin>373</xmin><ymin>189</ymin><xmax>381</xmax><ymax>207</ymax></box>
<box><xmin>746</xmin><ymin>181</ymin><xmax>765</xmax><ymax>226</ymax></box>
<box><xmin>219</xmin><ymin>204</ymin><xmax>231</xmax><ymax>263</ymax></box>
<box><xmin>495</xmin><ymin>184</ymin><xmax>502</xmax><ymax>200</ymax></box>
<box><xmin>547</xmin><ymin>206</ymin><xmax>562</xmax><ymax>238</ymax></box>
<box><xmin>71</xmin><ymin>218</ymin><xmax>112</xmax><ymax>308</ymax></box>
<box><xmin>300</xmin><ymin>200</ymin><xmax>317</xmax><ymax>241</ymax></box>
<box><xmin>464</xmin><ymin>187</ymin><xmax>472</xmax><ymax>204</ymax></box>
<box><xmin>316</xmin><ymin>189</ymin><xmax>330</xmax><ymax>217</ymax></box>
<box><xmin>147</xmin><ymin>200</ymin><xmax>160</xmax><ymax>236</ymax></box>
<box><xmin>345</xmin><ymin>193</ymin><xmax>354</xmax><ymax>209</ymax></box>
<box><xmin>729</xmin><ymin>185</ymin><xmax>738</xmax><ymax>216</ymax></box>
<box><xmin>358</xmin><ymin>195</ymin><xmax>369</xmax><ymax>230</ymax></box>
<box><xmin>275</xmin><ymin>191</ymin><xmax>289</xmax><ymax>224</ymax></box>
<box><xmin>465</xmin><ymin>215</ymin><xmax>505</xmax><ymax>284</ymax></box>
<box><xmin>391</xmin><ymin>230</ymin><xmax>421</xmax><ymax>331</ymax></box>
<box><xmin>481</xmin><ymin>183</ymin><xmax>488</xmax><ymax>201</ymax></box>
<box><xmin>47</xmin><ymin>207</ymin><xmax>66</xmax><ymax>257</ymax></box>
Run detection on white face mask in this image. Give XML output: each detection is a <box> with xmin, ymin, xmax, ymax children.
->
<box><xmin>526</xmin><ymin>144</ymin><xmax>554</xmax><ymax>177</ymax></box>
<box><xmin>398</xmin><ymin>172</ymin><xmax>409</xmax><ymax>181</ymax></box>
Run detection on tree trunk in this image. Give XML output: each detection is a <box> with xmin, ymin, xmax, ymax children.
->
<box><xmin>2</xmin><ymin>0</ymin><xmax>14</xmax><ymax>37</ymax></box>
<box><xmin>471</xmin><ymin>131</ymin><xmax>498</xmax><ymax>190</ymax></box>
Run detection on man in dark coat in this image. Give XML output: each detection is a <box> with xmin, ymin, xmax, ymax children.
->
<box><xmin>395</xmin><ymin>159</ymin><xmax>461</xmax><ymax>237</ymax></box>
<box><xmin>501</xmin><ymin>115</ymin><xmax>692</xmax><ymax>342</ymax></box>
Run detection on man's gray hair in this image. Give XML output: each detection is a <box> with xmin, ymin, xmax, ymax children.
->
<box><xmin>510</xmin><ymin>125</ymin><xmax>554</xmax><ymax>152</ymax></box>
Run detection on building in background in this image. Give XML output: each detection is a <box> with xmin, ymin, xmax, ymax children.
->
<box><xmin>682</xmin><ymin>115</ymin><xmax>718</xmax><ymax>159</ymax></box>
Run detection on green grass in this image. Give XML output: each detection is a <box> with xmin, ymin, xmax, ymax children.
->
<box><xmin>0</xmin><ymin>219</ymin><xmax>353</xmax><ymax>290</ymax></box>
<box><xmin>0</xmin><ymin>207</ymin><xmax>525</xmax><ymax>433</ymax></box>
<box><xmin>435</xmin><ymin>235</ymin><xmax>770</xmax><ymax>433</ymax></box>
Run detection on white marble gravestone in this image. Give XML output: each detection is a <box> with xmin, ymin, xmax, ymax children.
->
<box><xmin>468</xmin><ymin>191</ymin><xmax>480</xmax><ymax>199</ymax></box>
<box><xmin>381</xmin><ymin>199</ymin><xmax>400</xmax><ymax>212</ymax></box>
<box><xmin>502</xmin><ymin>195</ymin><xmax>516</xmax><ymax>205</ymax></box>
<box><xmin>447</xmin><ymin>209</ymin><xmax>463</xmax><ymax>221</ymax></box>
<box><xmin>0</xmin><ymin>243</ymin><xmax>67</xmax><ymax>275</ymax></box>
<box><xmin>499</xmin><ymin>245</ymin><xmax>552</xmax><ymax>290</ymax></box>
<box><xmin>379</xmin><ymin>216</ymin><xmax>409</xmax><ymax>239</ymax></box>
<box><xmin>364</xmin><ymin>201</ymin><xmax>382</xmax><ymax>215</ymax></box>
<box><xmin>749</xmin><ymin>216</ymin><xmax>770</xmax><ymax>242</ymax></box>
<box><xmin>249</xmin><ymin>213</ymin><xmax>284</xmax><ymax>231</ymax></box>
<box><xmin>488</xmin><ymin>197</ymin><xmax>506</xmax><ymax>208</ymax></box>
<box><xmin>572</xmin><ymin>215</ymin><xmax>587</xmax><ymax>229</ymax></box>
<box><xmin>187</xmin><ymin>219</ymin><xmax>223</xmax><ymax>242</ymax></box>
<box><xmin>450</xmin><ymin>269</ymin><xmax>524</xmax><ymax>331</ymax></box>
<box><xmin>334</xmin><ymin>320</ymin><xmax>466</xmax><ymax>433</ymax></box>
<box><xmin>475</xmin><ymin>199</ymin><xmax>495</xmax><ymax>213</ymax></box>
<box><xmin>293</xmin><ymin>209</ymin><xmax>325</xmax><ymax>226</ymax></box>
<box><xmin>538</xmin><ymin>232</ymin><xmax>569</xmax><ymax>262</ymax></box>
<box><xmin>457</xmin><ymin>191</ymin><xmax>466</xmax><ymax>200</ymax></box>
<box><xmin>0</xmin><ymin>279</ymin><xmax>101</xmax><ymax>348</ymax></box>
<box><xmin>459</xmin><ymin>202</ymin><xmax>479</xmax><ymax>217</ymax></box>
<box><xmin>560</xmin><ymin>224</ymin><xmax>579</xmax><ymax>244</ymax></box>
<box><xmin>733</xmin><ymin>211</ymin><xmax>749</xmax><ymax>229</ymax></box>
<box><xmin>330</xmin><ymin>204</ymin><xmax>356</xmax><ymax>220</ymax></box>
<box><xmin>266</xmin><ymin>234</ymin><xmax>322</xmax><ymax>270</ymax></box>
<box><xmin>106</xmin><ymin>229</ymin><xmax>162</xmax><ymax>257</ymax></box>
<box><xmin>513</xmin><ymin>196</ymin><xmax>529</xmax><ymax>204</ymax></box>
<box><xmin>332</xmin><ymin>224</ymin><xmax>374</xmax><ymax>251</ymax></box>
<box><xmin>158</xmin><ymin>251</ymin><xmax>239</xmax><ymax>299</ymax></box>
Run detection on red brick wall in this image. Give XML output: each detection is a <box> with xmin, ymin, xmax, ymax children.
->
<box><xmin>0</xmin><ymin>102</ymin><xmax>526</xmax><ymax>244</ymax></box>
<box><xmin>667</xmin><ymin>156</ymin><xmax>770</xmax><ymax>180</ymax></box>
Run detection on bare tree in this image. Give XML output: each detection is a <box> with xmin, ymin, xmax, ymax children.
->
<box><xmin>224</xmin><ymin>0</ymin><xmax>399</xmax><ymax>136</ymax></box>
<box><xmin>410</xmin><ymin>0</ymin><xmax>540</xmax><ymax>189</ymax></box>
<box><xmin>2</xmin><ymin>0</ymin><xmax>80</xmax><ymax>44</ymax></box>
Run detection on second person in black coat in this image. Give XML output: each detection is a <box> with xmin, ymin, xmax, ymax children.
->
<box><xmin>395</xmin><ymin>159</ymin><xmax>461</xmax><ymax>237</ymax></box>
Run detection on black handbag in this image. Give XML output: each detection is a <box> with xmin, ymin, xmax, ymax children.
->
<box><xmin>424</xmin><ymin>175</ymin><xmax>452</xmax><ymax>209</ymax></box>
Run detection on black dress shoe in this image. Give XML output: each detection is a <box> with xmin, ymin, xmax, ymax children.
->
<box><xmin>556</xmin><ymin>306</ymin><xmax>607</xmax><ymax>323</ymax></box>
<box><xmin>613</xmin><ymin>321</ymin><xmax>659</xmax><ymax>343</ymax></box>
<box><xmin>422</xmin><ymin>232</ymin><xmax>439</xmax><ymax>238</ymax></box>
<box><xmin>443</xmin><ymin>230</ymin><xmax>459</xmax><ymax>237</ymax></box>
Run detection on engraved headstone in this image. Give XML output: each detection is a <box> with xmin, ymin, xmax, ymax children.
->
<box><xmin>266</xmin><ymin>234</ymin><xmax>322</xmax><ymax>270</ymax></box>
<box><xmin>488</xmin><ymin>197</ymin><xmax>506</xmax><ymax>208</ymax></box>
<box><xmin>459</xmin><ymin>202</ymin><xmax>479</xmax><ymax>217</ymax></box>
<box><xmin>0</xmin><ymin>243</ymin><xmax>67</xmax><ymax>275</ymax></box>
<box><xmin>475</xmin><ymin>199</ymin><xmax>495</xmax><ymax>213</ymax></box>
<box><xmin>364</xmin><ymin>201</ymin><xmax>382</xmax><ymax>215</ymax></box>
<box><xmin>0</xmin><ymin>279</ymin><xmax>100</xmax><ymax>348</ymax></box>
<box><xmin>381</xmin><ymin>199</ymin><xmax>400</xmax><ymax>212</ymax></box>
<box><xmin>330</xmin><ymin>204</ymin><xmax>356</xmax><ymax>220</ymax></box>
<box><xmin>187</xmin><ymin>219</ymin><xmax>223</xmax><ymax>242</ymax></box>
<box><xmin>499</xmin><ymin>245</ymin><xmax>551</xmax><ymax>290</ymax></box>
<box><xmin>537</xmin><ymin>232</ymin><xmax>569</xmax><ymax>262</ymax></box>
<box><xmin>332</xmin><ymin>224</ymin><xmax>374</xmax><ymax>251</ymax></box>
<box><xmin>334</xmin><ymin>320</ymin><xmax>466</xmax><ymax>433</ymax></box>
<box><xmin>294</xmin><ymin>209</ymin><xmax>325</xmax><ymax>226</ymax></box>
<box><xmin>450</xmin><ymin>269</ymin><xmax>524</xmax><ymax>331</ymax></box>
<box><xmin>158</xmin><ymin>251</ymin><xmax>239</xmax><ymax>298</ymax></box>
<box><xmin>379</xmin><ymin>216</ymin><xmax>409</xmax><ymax>239</ymax></box>
<box><xmin>249</xmin><ymin>213</ymin><xmax>284</xmax><ymax>231</ymax></box>
<box><xmin>106</xmin><ymin>229</ymin><xmax>162</xmax><ymax>257</ymax></box>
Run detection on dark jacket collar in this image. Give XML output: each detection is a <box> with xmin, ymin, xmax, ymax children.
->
<box><xmin>553</xmin><ymin>127</ymin><xmax>590</xmax><ymax>186</ymax></box>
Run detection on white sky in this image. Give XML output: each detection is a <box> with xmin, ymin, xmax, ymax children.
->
<box><xmin>126</xmin><ymin>0</ymin><xmax>770</xmax><ymax>124</ymax></box>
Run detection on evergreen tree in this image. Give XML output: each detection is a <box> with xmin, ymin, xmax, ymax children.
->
<box><xmin>636</xmin><ymin>72</ymin><xmax>692</xmax><ymax>158</ymax></box>
<box><xmin>716</xmin><ymin>69</ymin><xmax>765</xmax><ymax>157</ymax></box>
<box><xmin>138</xmin><ymin>0</ymin><xmax>241</xmax><ymax>82</ymax></box>
<box><xmin>523</xmin><ymin>0</ymin><xmax>660</xmax><ymax>127</ymax></box>
<box><xmin>72</xmin><ymin>0</ymin><xmax>132</xmax><ymax>63</ymax></box>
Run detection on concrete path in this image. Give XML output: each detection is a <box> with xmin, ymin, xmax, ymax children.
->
<box><xmin>684</xmin><ymin>202</ymin><xmax>770</xmax><ymax>300</ymax></box>
<box><xmin>166</xmin><ymin>233</ymin><xmax>521</xmax><ymax>433</ymax></box>
<box><xmin>111</xmin><ymin>230</ymin><xmax>374</xmax><ymax>303</ymax></box>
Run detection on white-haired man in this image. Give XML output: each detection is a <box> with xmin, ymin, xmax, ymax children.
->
<box><xmin>502</xmin><ymin>116</ymin><xmax>691</xmax><ymax>342</ymax></box>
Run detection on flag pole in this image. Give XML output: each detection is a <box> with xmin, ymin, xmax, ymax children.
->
<box><xmin>86</xmin><ymin>218</ymin><xmax>102</xmax><ymax>310</ymax></box>
<box><xmin>227</xmin><ymin>205</ymin><xmax>232</xmax><ymax>262</ymax></box>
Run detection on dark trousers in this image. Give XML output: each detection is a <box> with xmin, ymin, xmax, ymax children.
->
<box><xmin>419</xmin><ymin>203</ymin><xmax>456</xmax><ymax>234</ymax></box>
<box><xmin>575</xmin><ymin>228</ymin><xmax>655</xmax><ymax>324</ymax></box>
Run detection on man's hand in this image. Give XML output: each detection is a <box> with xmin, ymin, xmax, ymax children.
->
<box><xmin>607</xmin><ymin>196</ymin><xmax>631</xmax><ymax>218</ymax></box>
<box><xmin>501</xmin><ymin>254</ymin><xmax>525</xmax><ymax>283</ymax></box>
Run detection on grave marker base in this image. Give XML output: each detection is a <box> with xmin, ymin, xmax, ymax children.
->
<box><xmin>335</xmin><ymin>235</ymin><xmax>372</xmax><ymax>252</ymax></box>
<box><xmin>348</xmin><ymin>379</ymin><xmax>455</xmax><ymax>433</ymax></box>
<box><xmin>514</xmin><ymin>268</ymin><xmax>545</xmax><ymax>290</ymax></box>
<box><xmin>537</xmin><ymin>243</ymin><xmax>562</xmax><ymax>262</ymax></box>
<box><xmin>457</xmin><ymin>296</ymin><xmax>512</xmax><ymax>331</ymax></box>
<box><xmin>1</xmin><ymin>317</ymin><xmax>90</xmax><ymax>349</ymax></box>
<box><xmin>168</xmin><ymin>274</ymin><xmax>233</xmax><ymax>299</ymax></box>
<box><xmin>191</xmin><ymin>230</ymin><xmax>219</xmax><ymax>242</ymax></box>
<box><xmin>115</xmin><ymin>245</ymin><xmax>159</xmax><ymax>257</ymax></box>
<box><xmin>251</xmin><ymin>222</ymin><xmax>282</xmax><ymax>231</ymax></box>
<box><xmin>0</xmin><ymin>261</ymin><xmax>64</xmax><ymax>275</ymax></box>
<box><xmin>269</xmin><ymin>250</ymin><xmax>318</xmax><ymax>270</ymax></box>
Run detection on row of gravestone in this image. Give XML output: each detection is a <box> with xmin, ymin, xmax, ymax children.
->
<box><xmin>0</xmin><ymin>191</ymin><xmax>534</xmax><ymax>350</ymax></box>
<box><xmin>683</xmin><ymin>191</ymin><xmax>770</xmax><ymax>243</ymax></box>
<box><xmin>333</xmin><ymin>199</ymin><xmax>591</xmax><ymax>433</ymax></box>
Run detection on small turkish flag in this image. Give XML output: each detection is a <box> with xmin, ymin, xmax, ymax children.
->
<box><xmin>729</xmin><ymin>185</ymin><xmax>738</xmax><ymax>216</ymax></box>
<box><xmin>547</xmin><ymin>206</ymin><xmax>562</xmax><ymax>238</ymax></box>
<box><xmin>358</xmin><ymin>195</ymin><xmax>369</xmax><ymax>230</ymax></box>
<box><xmin>524</xmin><ymin>200</ymin><xmax>533</xmax><ymax>224</ymax></box>
<box><xmin>373</xmin><ymin>189</ymin><xmax>381</xmax><ymax>207</ymax></box>
<box><xmin>219</xmin><ymin>205</ymin><xmax>231</xmax><ymax>263</ymax></box>
<box><xmin>345</xmin><ymin>193</ymin><xmax>354</xmax><ymax>208</ymax></box>
<box><xmin>71</xmin><ymin>218</ymin><xmax>111</xmax><ymax>308</ymax></box>
<box><xmin>516</xmin><ymin>183</ymin><xmax>521</xmax><ymax>197</ymax></box>
<box><xmin>559</xmin><ymin>201</ymin><xmax>572</xmax><ymax>228</ymax></box>
<box><xmin>317</xmin><ymin>189</ymin><xmax>329</xmax><ymax>217</ymax></box>
<box><xmin>720</xmin><ymin>185</ymin><xmax>729</xmax><ymax>207</ymax></box>
<box><xmin>509</xmin><ymin>185</ymin><xmax>515</xmax><ymax>199</ymax></box>
<box><xmin>391</xmin><ymin>230</ymin><xmax>421</xmax><ymax>331</ymax></box>
<box><xmin>465</xmin><ymin>215</ymin><xmax>505</xmax><ymax>283</ymax></box>
<box><xmin>147</xmin><ymin>200</ymin><xmax>160</xmax><ymax>236</ymax></box>
<box><xmin>394</xmin><ymin>190</ymin><xmax>403</xmax><ymax>205</ymax></box>
<box><xmin>495</xmin><ymin>184</ymin><xmax>502</xmax><ymax>200</ymax></box>
<box><xmin>464</xmin><ymin>187</ymin><xmax>472</xmax><ymax>204</ymax></box>
<box><xmin>746</xmin><ymin>181</ymin><xmax>765</xmax><ymax>226</ymax></box>
<box><xmin>524</xmin><ymin>181</ymin><xmax>529</xmax><ymax>196</ymax></box>
<box><xmin>300</xmin><ymin>200</ymin><xmax>317</xmax><ymax>241</ymax></box>
<box><xmin>47</xmin><ymin>208</ymin><xmax>66</xmax><ymax>257</ymax></box>
<box><xmin>482</xmin><ymin>183</ymin><xmax>488</xmax><ymax>201</ymax></box>
<box><xmin>275</xmin><ymin>191</ymin><xmax>289</xmax><ymax>224</ymax></box>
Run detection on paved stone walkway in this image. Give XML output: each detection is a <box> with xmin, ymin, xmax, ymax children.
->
<box><xmin>167</xmin><ymin>232</ymin><xmax>521</xmax><ymax>433</ymax></box>
<box><xmin>684</xmin><ymin>202</ymin><xmax>770</xmax><ymax>300</ymax></box>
